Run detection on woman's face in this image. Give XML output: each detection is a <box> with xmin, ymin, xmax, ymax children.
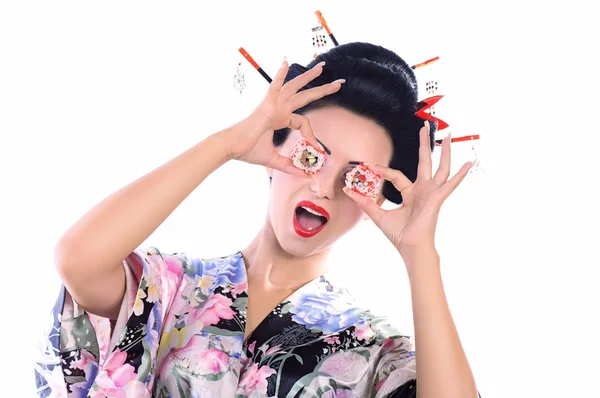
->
<box><xmin>267</xmin><ymin>106</ymin><xmax>394</xmax><ymax>258</ymax></box>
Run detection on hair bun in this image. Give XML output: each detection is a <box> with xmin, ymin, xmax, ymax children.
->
<box><xmin>308</xmin><ymin>42</ymin><xmax>418</xmax><ymax>96</ymax></box>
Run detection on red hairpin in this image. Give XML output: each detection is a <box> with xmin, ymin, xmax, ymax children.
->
<box><xmin>411</xmin><ymin>56</ymin><xmax>440</xmax><ymax>70</ymax></box>
<box><xmin>435</xmin><ymin>134</ymin><xmax>480</xmax><ymax>146</ymax></box>
<box><xmin>415</xmin><ymin>95</ymin><xmax>449</xmax><ymax>130</ymax></box>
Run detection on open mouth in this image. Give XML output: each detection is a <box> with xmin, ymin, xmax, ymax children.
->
<box><xmin>293</xmin><ymin>201</ymin><xmax>330</xmax><ymax>238</ymax></box>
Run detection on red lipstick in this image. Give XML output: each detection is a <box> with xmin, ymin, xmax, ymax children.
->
<box><xmin>293</xmin><ymin>200</ymin><xmax>331</xmax><ymax>238</ymax></box>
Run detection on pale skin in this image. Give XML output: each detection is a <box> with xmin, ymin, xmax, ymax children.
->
<box><xmin>55</xmin><ymin>57</ymin><xmax>477</xmax><ymax>397</ymax></box>
<box><xmin>344</xmin><ymin>123</ymin><xmax>479</xmax><ymax>398</ymax></box>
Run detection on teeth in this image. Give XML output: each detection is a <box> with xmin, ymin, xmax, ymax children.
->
<box><xmin>302</xmin><ymin>206</ymin><xmax>325</xmax><ymax>218</ymax></box>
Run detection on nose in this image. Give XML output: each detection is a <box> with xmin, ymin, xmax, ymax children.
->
<box><xmin>309</xmin><ymin>168</ymin><xmax>337</xmax><ymax>199</ymax></box>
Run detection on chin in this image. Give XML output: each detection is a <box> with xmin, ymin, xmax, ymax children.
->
<box><xmin>271</xmin><ymin>225</ymin><xmax>331</xmax><ymax>259</ymax></box>
<box><xmin>278</xmin><ymin>233</ymin><xmax>325</xmax><ymax>258</ymax></box>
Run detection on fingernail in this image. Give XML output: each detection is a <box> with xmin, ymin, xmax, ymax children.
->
<box><xmin>283</xmin><ymin>55</ymin><xmax>287</xmax><ymax>63</ymax></box>
<box><xmin>314</xmin><ymin>61</ymin><xmax>326</xmax><ymax>68</ymax></box>
<box><xmin>424</xmin><ymin>120</ymin><xmax>430</xmax><ymax>128</ymax></box>
<box><xmin>331</xmin><ymin>78</ymin><xmax>346</xmax><ymax>84</ymax></box>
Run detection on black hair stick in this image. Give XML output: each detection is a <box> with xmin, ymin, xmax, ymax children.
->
<box><xmin>238</xmin><ymin>47</ymin><xmax>272</xmax><ymax>83</ymax></box>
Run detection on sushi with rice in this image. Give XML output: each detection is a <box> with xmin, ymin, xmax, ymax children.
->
<box><xmin>345</xmin><ymin>163</ymin><xmax>383</xmax><ymax>200</ymax></box>
<box><xmin>290</xmin><ymin>139</ymin><xmax>327</xmax><ymax>175</ymax></box>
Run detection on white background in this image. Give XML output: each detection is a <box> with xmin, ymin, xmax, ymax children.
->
<box><xmin>1</xmin><ymin>1</ymin><xmax>599</xmax><ymax>397</ymax></box>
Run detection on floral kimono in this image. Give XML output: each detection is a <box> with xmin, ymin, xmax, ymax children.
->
<box><xmin>34</xmin><ymin>247</ymin><xmax>420</xmax><ymax>397</ymax></box>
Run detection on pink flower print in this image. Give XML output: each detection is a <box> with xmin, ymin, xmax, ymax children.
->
<box><xmin>247</xmin><ymin>340</ymin><xmax>256</xmax><ymax>356</ymax></box>
<box><xmin>156</xmin><ymin>321</ymin><xmax>205</xmax><ymax>363</ymax></box>
<box><xmin>145</xmin><ymin>254</ymin><xmax>184</xmax><ymax>304</ymax></box>
<box><xmin>231</xmin><ymin>281</ymin><xmax>248</xmax><ymax>298</ymax></box>
<box><xmin>382</xmin><ymin>336</ymin><xmax>401</xmax><ymax>352</ymax></box>
<box><xmin>161</xmin><ymin>255</ymin><xmax>184</xmax><ymax>294</ymax></box>
<box><xmin>69</xmin><ymin>348</ymin><xmax>95</xmax><ymax>372</ymax></box>
<box><xmin>316</xmin><ymin>349</ymin><xmax>375</xmax><ymax>393</ymax></box>
<box><xmin>265</xmin><ymin>344</ymin><xmax>284</xmax><ymax>356</ymax></box>
<box><xmin>115</xmin><ymin>381</ymin><xmax>151</xmax><ymax>398</ymax></box>
<box><xmin>323</xmin><ymin>335</ymin><xmax>340</xmax><ymax>345</ymax></box>
<box><xmin>239</xmin><ymin>363</ymin><xmax>276</xmax><ymax>395</ymax></box>
<box><xmin>187</xmin><ymin>293</ymin><xmax>235</xmax><ymax>327</ymax></box>
<box><xmin>88</xmin><ymin>314</ymin><xmax>111</xmax><ymax>364</ymax></box>
<box><xmin>156</xmin><ymin>334</ymin><xmax>210</xmax><ymax>378</ymax></box>
<box><xmin>376</xmin><ymin>376</ymin><xmax>388</xmax><ymax>392</ymax></box>
<box><xmin>198</xmin><ymin>348</ymin><xmax>230</xmax><ymax>374</ymax></box>
<box><xmin>93</xmin><ymin>349</ymin><xmax>138</xmax><ymax>395</ymax></box>
<box><xmin>354</xmin><ymin>322</ymin><xmax>375</xmax><ymax>342</ymax></box>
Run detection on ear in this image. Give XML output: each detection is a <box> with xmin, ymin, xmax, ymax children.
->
<box><xmin>363</xmin><ymin>195</ymin><xmax>386</xmax><ymax>221</ymax></box>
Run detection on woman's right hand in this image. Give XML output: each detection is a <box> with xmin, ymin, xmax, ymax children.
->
<box><xmin>224</xmin><ymin>58</ymin><xmax>344</xmax><ymax>175</ymax></box>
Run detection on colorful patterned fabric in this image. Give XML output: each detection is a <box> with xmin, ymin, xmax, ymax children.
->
<box><xmin>34</xmin><ymin>247</ymin><xmax>419</xmax><ymax>397</ymax></box>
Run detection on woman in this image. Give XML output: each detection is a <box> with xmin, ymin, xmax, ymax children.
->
<box><xmin>35</xmin><ymin>43</ymin><xmax>479</xmax><ymax>397</ymax></box>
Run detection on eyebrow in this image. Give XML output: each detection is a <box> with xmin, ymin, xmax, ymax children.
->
<box><xmin>316</xmin><ymin>139</ymin><xmax>363</xmax><ymax>166</ymax></box>
<box><xmin>316</xmin><ymin>138</ymin><xmax>331</xmax><ymax>155</ymax></box>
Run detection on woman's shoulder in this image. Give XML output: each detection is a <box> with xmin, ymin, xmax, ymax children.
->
<box><xmin>123</xmin><ymin>247</ymin><xmax>247</xmax><ymax>313</ymax></box>
<box><xmin>132</xmin><ymin>246</ymin><xmax>244</xmax><ymax>276</ymax></box>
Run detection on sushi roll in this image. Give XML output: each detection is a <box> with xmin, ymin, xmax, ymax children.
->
<box><xmin>345</xmin><ymin>163</ymin><xmax>383</xmax><ymax>200</ymax></box>
<box><xmin>290</xmin><ymin>139</ymin><xmax>327</xmax><ymax>175</ymax></box>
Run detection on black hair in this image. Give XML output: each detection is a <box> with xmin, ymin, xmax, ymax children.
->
<box><xmin>273</xmin><ymin>42</ymin><xmax>437</xmax><ymax>205</ymax></box>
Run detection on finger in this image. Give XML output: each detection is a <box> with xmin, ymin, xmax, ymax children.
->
<box><xmin>417</xmin><ymin>121</ymin><xmax>433</xmax><ymax>181</ymax></box>
<box><xmin>266</xmin><ymin>153</ymin><xmax>310</xmax><ymax>178</ymax></box>
<box><xmin>343</xmin><ymin>187</ymin><xmax>387</xmax><ymax>226</ymax></box>
<box><xmin>269</xmin><ymin>58</ymin><xmax>289</xmax><ymax>93</ymax></box>
<box><xmin>433</xmin><ymin>134</ymin><xmax>451</xmax><ymax>184</ymax></box>
<box><xmin>281</xmin><ymin>61</ymin><xmax>326</xmax><ymax>99</ymax></box>
<box><xmin>288</xmin><ymin>113</ymin><xmax>323</xmax><ymax>152</ymax></box>
<box><xmin>440</xmin><ymin>161</ymin><xmax>473</xmax><ymax>198</ymax></box>
<box><xmin>363</xmin><ymin>162</ymin><xmax>412</xmax><ymax>193</ymax></box>
<box><xmin>289</xmin><ymin>79</ymin><xmax>344</xmax><ymax>111</ymax></box>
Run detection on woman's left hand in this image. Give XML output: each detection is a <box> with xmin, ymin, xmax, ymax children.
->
<box><xmin>343</xmin><ymin>121</ymin><xmax>473</xmax><ymax>260</ymax></box>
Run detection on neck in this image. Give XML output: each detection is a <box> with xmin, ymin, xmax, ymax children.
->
<box><xmin>241</xmin><ymin>221</ymin><xmax>330</xmax><ymax>292</ymax></box>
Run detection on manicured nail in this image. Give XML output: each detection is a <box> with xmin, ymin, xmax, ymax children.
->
<box><xmin>424</xmin><ymin>120</ymin><xmax>430</xmax><ymax>128</ymax></box>
<box><xmin>314</xmin><ymin>61</ymin><xmax>326</xmax><ymax>69</ymax></box>
<box><xmin>331</xmin><ymin>78</ymin><xmax>346</xmax><ymax>85</ymax></box>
